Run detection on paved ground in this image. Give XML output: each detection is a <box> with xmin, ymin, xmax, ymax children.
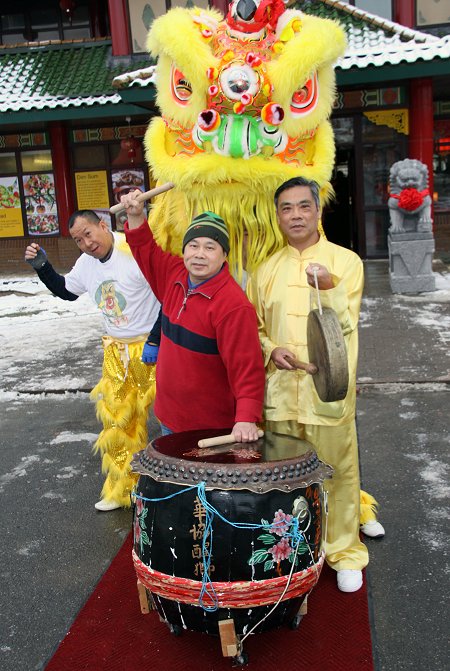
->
<box><xmin>0</xmin><ymin>260</ymin><xmax>449</xmax><ymax>671</ymax></box>
<box><xmin>356</xmin><ymin>261</ymin><xmax>450</xmax><ymax>671</ymax></box>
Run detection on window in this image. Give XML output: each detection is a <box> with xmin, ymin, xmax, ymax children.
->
<box><xmin>0</xmin><ymin>143</ymin><xmax>58</xmax><ymax>237</ymax></box>
<box><xmin>73</xmin><ymin>145</ymin><xmax>107</xmax><ymax>170</ymax></box>
<box><xmin>0</xmin><ymin>152</ymin><xmax>18</xmax><ymax>174</ymax></box>
<box><xmin>71</xmin><ymin>128</ymin><xmax>149</xmax><ymax>231</ymax></box>
<box><xmin>0</xmin><ymin>0</ymin><xmax>91</xmax><ymax>45</ymax></box>
<box><xmin>21</xmin><ymin>150</ymin><xmax>53</xmax><ymax>173</ymax></box>
<box><xmin>434</xmin><ymin>121</ymin><xmax>450</xmax><ymax>213</ymax></box>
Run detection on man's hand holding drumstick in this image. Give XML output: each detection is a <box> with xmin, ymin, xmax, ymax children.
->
<box><xmin>120</xmin><ymin>188</ymin><xmax>149</xmax><ymax>229</ymax></box>
<box><xmin>231</xmin><ymin>421</ymin><xmax>261</xmax><ymax>443</ymax></box>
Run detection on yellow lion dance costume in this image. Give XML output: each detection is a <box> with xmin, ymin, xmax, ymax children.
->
<box><xmin>142</xmin><ymin>1</ymin><xmax>380</xmax><ymax>526</ymax></box>
<box><xmin>145</xmin><ymin>2</ymin><xmax>346</xmax><ymax>276</ymax></box>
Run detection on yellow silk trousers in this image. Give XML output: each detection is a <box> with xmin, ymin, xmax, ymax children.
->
<box><xmin>90</xmin><ymin>337</ymin><xmax>156</xmax><ymax>507</ymax></box>
<box><xmin>266</xmin><ymin>419</ymin><xmax>369</xmax><ymax>572</ymax></box>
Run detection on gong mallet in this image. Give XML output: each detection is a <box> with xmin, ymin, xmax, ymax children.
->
<box><xmin>109</xmin><ymin>181</ymin><xmax>175</xmax><ymax>215</ymax></box>
<box><xmin>198</xmin><ymin>430</ymin><xmax>264</xmax><ymax>448</ymax></box>
<box><xmin>284</xmin><ymin>354</ymin><xmax>318</xmax><ymax>376</ymax></box>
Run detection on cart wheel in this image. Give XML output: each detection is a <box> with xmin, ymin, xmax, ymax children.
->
<box><xmin>168</xmin><ymin>623</ymin><xmax>182</xmax><ymax>636</ymax></box>
<box><xmin>232</xmin><ymin>651</ymin><xmax>249</xmax><ymax>666</ymax></box>
<box><xmin>289</xmin><ymin>614</ymin><xmax>303</xmax><ymax>630</ymax></box>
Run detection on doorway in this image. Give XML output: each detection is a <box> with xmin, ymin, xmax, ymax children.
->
<box><xmin>322</xmin><ymin>147</ymin><xmax>358</xmax><ymax>251</ymax></box>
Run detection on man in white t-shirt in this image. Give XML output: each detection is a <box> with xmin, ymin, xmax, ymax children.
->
<box><xmin>25</xmin><ymin>210</ymin><xmax>161</xmax><ymax>512</ymax></box>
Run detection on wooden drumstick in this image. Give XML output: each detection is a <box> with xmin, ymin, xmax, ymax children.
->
<box><xmin>198</xmin><ymin>429</ymin><xmax>264</xmax><ymax>448</ymax></box>
<box><xmin>284</xmin><ymin>354</ymin><xmax>318</xmax><ymax>375</ymax></box>
<box><xmin>109</xmin><ymin>181</ymin><xmax>175</xmax><ymax>214</ymax></box>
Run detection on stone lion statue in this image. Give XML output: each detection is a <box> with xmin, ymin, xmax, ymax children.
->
<box><xmin>388</xmin><ymin>158</ymin><xmax>432</xmax><ymax>234</ymax></box>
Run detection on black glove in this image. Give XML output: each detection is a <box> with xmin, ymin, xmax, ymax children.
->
<box><xmin>26</xmin><ymin>247</ymin><xmax>47</xmax><ymax>270</ymax></box>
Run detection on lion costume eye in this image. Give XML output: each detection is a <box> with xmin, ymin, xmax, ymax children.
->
<box><xmin>290</xmin><ymin>74</ymin><xmax>319</xmax><ymax>117</ymax></box>
<box><xmin>171</xmin><ymin>67</ymin><xmax>193</xmax><ymax>104</ymax></box>
<box><xmin>219</xmin><ymin>63</ymin><xmax>259</xmax><ymax>101</ymax></box>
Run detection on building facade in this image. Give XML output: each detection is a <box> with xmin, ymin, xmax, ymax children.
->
<box><xmin>0</xmin><ymin>0</ymin><xmax>449</xmax><ymax>270</ymax></box>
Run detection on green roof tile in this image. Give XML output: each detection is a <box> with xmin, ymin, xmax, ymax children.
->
<box><xmin>0</xmin><ymin>40</ymin><xmax>154</xmax><ymax>113</ymax></box>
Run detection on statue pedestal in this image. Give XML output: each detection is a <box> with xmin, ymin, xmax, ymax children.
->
<box><xmin>388</xmin><ymin>232</ymin><xmax>436</xmax><ymax>293</ymax></box>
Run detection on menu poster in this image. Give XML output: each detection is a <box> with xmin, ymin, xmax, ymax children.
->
<box><xmin>75</xmin><ymin>171</ymin><xmax>110</xmax><ymax>210</ymax></box>
<box><xmin>23</xmin><ymin>173</ymin><xmax>59</xmax><ymax>236</ymax></box>
<box><xmin>112</xmin><ymin>169</ymin><xmax>146</xmax><ymax>230</ymax></box>
<box><xmin>0</xmin><ymin>176</ymin><xmax>24</xmax><ymax>237</ymax></box>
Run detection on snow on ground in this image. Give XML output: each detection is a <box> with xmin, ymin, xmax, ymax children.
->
<box><xmin>49</xmin><ymin>431</ymin><xmax>98</xmax><ymax>445</ymax></box>
<box><xmin>0</xmin><ymin>275</ymin><xmax>103</xmax><ymax>393</ymax></box>
<box><xmin>359</xmin><ymin>271</ymin><xmax>450</xmax><ymax>340</ymax></box>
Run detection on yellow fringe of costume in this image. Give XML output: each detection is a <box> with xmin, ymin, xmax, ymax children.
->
<box><xmin>90</xmin><ymin>336</ymin><xmax>156</xmax><ymax>507</ymax></box>
<box><xmin>360</xmin><ymin>490</ymin><xmax>380</xmax><ymax>525</ymax></box>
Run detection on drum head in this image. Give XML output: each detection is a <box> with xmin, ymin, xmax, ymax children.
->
<box><xmin>132</xmin><ymin>429</ymin><xmax>333</xmax><ymax>493</ymax></box>
<box><xmin>307</xmin><ymin>307</ymin><xmax>349</xmax><ymax>402</ymax></box>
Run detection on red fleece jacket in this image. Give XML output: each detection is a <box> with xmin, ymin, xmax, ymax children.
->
<box><xmin>124</xmin><ymin>220</ymin><xmax>265</xmax><ymax>432</ymax></box>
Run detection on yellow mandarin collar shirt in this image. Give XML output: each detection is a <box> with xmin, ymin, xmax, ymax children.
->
<box><xmin>246</xmin><ymin>237</ymin><xmax>364</xmax><ymax>426</ymax></box>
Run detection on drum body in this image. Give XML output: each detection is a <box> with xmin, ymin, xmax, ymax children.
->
<box><xmin>131</xmin><ymin>429</ymin><xmax>332</xmax><ymax>636</ymax></box>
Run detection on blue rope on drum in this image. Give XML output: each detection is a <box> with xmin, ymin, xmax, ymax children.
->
<box><xmin>132</xmin><ymin>482</ymin><xmax>306</xmax><ymax>612</ymax></box>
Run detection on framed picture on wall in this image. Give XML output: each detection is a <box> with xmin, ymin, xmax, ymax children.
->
<box><xmin>128</xmin><ymin>0</ymin><xmax>211</xmax><ymax>53</ymax></box>
<box><xmin>128</xmin><ymin>0</ymin><xmax>168</xmax><ymax>53</ymax></box>
<box><xmin>23</xmin><ymin>173</ymin><xmax>59</xmax><ymax>236</ymax></box>
<box><xmin>111</xmin><ymin>168</ymin><xmax>147</xmax><ymax>230</ymax></box>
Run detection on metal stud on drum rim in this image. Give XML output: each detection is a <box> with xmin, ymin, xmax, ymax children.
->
<box><xmin>307</xmin><ymin>307</ymin><xmax>349</xmax><ymax>402</ymax></box>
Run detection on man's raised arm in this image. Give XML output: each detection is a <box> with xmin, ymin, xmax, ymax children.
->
<box><xmin>120</xmin><ymin>189</ymin><xmax>146</xmax><ymax>229</ymax></box>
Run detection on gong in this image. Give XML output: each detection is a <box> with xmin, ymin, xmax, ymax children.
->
<box><xmin>306</xmin><ymin>307</ymin><xmax>349</xmax><ymax>402</ymax></box>
<box><xmin>285</xmin><ymin>306</ymin><xmax>349</xmax><ymax>403</ymax></box>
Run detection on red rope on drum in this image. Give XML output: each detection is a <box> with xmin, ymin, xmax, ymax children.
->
<box><xmin>132</xmin><ymin>549</ymin><xmax>325</xmax><ymax>609</ymax></box>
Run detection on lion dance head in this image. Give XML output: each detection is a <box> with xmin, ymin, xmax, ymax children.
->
<box><xmin>145</xmin><ymin>2</ymin><xmax>346</xmax><ymax>275</ymax></box>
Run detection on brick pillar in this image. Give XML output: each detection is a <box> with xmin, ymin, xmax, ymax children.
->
<box><xmin>108</xmin><ymin>0</ymin><xmax>130</xmax><ymax>55</ymax></box>
<box><xmin>49</xmin><ymin>123</ymin><xmax>75</xmax><ymax>238</ymax></box>
<box><xmin>409</xmin><ymin>78</ymin><xmax>434</xmax><ymax>202</ymax></box>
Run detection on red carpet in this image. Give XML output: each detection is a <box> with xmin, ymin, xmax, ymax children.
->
<box><xmin>45</xmin><ymin>534</ymin><xmax>374</xmax><ymax>670</ymax></box>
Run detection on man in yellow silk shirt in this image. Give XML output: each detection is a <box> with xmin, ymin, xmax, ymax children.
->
<box><xmin>247</xmin><ymin>176</ymin><xmax>372</xmax><ymax>593</ymax></box>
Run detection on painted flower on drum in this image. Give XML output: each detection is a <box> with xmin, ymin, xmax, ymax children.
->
<box><xmin>248</xmin><ymin>507</ymin><xmax>309</xmax><ymax>575</ymax></box>
<box><xmin>271</xmin><ymin>509</ymin><xmax>293</xmax><ymax>536</ymax></box>
<box><xmin>134</xmin><ymin>495</ymin><xmax>151</xmax><ymax>553</ymax></box>
<box><xmin>268</xmin><ymin>537</ymin><xmax>292</xmax><ymax>562</ymax></box>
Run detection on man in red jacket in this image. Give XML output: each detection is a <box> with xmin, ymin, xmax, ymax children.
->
<box><xmin>122</xmin><ymin>189</ymin><xmax>265</xmax><ymax>441</ymax></box>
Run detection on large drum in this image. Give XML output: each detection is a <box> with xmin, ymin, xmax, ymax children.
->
<box><xmin>131</xmin><ymin>429</ymin><xmax>332</xmax><ymax>661</ymax></box>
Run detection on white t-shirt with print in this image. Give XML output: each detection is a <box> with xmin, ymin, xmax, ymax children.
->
<box><xmin>65</xmin><ymin>233</ymin><xmax>160</xmax><ymax>338</ymax></box>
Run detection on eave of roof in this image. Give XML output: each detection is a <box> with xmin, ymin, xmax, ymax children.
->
<box><xmin>111</xmin><ymin>1</ymin><xmax>450</xmax><ymax>100</ymax></box>
<box><xmin>0</xmin><ymin>38</ymin><xmax>156</xmax><ymax>123</ymax></box>
<box><xmin>292</xmin><ymin>0</ymin><xmax>450</xmax><ymax>75</ymax></box>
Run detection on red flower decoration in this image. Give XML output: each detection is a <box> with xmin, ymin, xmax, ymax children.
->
<box><xmin>392</xmin><ymin>187</ymin><xmax>428</xmax><ymax>211</ymax></box>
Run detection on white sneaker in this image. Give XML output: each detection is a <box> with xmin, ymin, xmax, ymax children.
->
<box><xmin>360</xmin><ymin>520</ymin><xmax>385</xmax><ymax>538</ymax></box>
<box><xmin>337</xmin><ymin>569</ymin><xmax>363</xmax><ymax>593</ymax></box>
<box><xmin>94</xmin><ymin>499</ymin><xmax>121</xmax><ymax>512</ymax></box>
